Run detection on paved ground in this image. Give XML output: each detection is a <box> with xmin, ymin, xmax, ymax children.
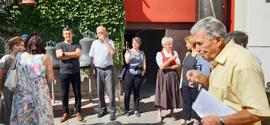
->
<box><xmin>53</xmin><ymin>83</ymin><xmax>183</xmax><ymax>125</ymax></box>
<box><xmin>52</xmin><ymin>83</ymin><xmax>270</xmax><ymax>125</ymax></box>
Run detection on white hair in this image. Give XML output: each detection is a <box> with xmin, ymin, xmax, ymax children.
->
<box><xmin>96</xmin><ymin>26</ymin><xmax>107</xmax><ymax>33</ymax></box>
<box><xmin>191</xmin><ymin>16</ymin><xmax>227</xmax><ymax>40</ymax></box>
<box><xmin>161</xmin><ymin>36</ymin><xmax>173</xmax><ymax>45</ymax></box>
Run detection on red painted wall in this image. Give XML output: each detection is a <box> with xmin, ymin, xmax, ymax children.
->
<box><xmin>230</xmin><ymin>0</ymin><xmax>235</xmax><ymax>32</ymax></box>
<box><xmin>125</xmin><ymin>0</ymin><xmax>196</xmax><ymax>23</ymax></box>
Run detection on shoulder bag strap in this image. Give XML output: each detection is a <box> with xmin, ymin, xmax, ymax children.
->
<box><xmin>9</xmin><ymin>52</ymin><xmax>22</xmax><ymax>70</ymax></box>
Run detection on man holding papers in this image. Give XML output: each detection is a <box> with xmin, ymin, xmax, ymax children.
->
<box><xmin>187</xmin><ymin>16</ymin><xmax>270</xmax><ymax>125</ymax></box>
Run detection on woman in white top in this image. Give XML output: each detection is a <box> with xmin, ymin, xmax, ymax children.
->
<box><xmin>155</xmin><ymin>36</ymin><xmax>183</xmax><ymax>122</ymax></box>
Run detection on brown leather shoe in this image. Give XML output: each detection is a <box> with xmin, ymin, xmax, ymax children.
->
<box><xmin>76</xmin><ymin>113</ymin><xmax>84</xmax><ymax>121</ymax></box>
<box><xmin>60</xmin><ymin>113</ymin><xmax>69</xmax><ymax>123</ymax></box>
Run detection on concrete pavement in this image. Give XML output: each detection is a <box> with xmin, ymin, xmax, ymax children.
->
<box><xmin>53</xmin><ymin>83</ymin><xmax>183</xmax><ymax>125</ymax></box>
<box><xmin>52</xmin><ymin>83</ymin><xmax>270</xmax><ymax>125</ymax></box>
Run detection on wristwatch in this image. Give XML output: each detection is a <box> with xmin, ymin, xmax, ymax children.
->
<box><xmin>220</xmin><ymin>116</ymin><xmax>225</xmax><ymax>125</ymax></box>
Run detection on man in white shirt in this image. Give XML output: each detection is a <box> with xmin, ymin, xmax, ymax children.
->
<box><xmin>89</xmin><ymin>26</ymin><xmax>116</xmax><ymax>121</ymax></box>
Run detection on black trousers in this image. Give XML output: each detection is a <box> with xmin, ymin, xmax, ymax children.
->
<box><xmin>181</xmin><ymin>85</ymin><xmax>200</xmax><ymax>120</ymax></box>
<box><xmin>123</xmin><ymin>71</ymin><xmax>143</xmax><ymax>112</ymax></box>
<box><xmin>60</xmin><ymin>72</ymin><xmax>81</xmax><ymax>114</ymax></box>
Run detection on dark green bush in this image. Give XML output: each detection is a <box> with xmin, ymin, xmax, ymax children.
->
<box><xmin>0</xmin><ymin>0</ymin><xmax>125</xmax><ymax>68</ymax></box>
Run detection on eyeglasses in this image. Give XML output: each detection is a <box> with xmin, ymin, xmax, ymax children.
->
<box><xmin>163</xmin><ymin>43</ymin><xmax>172</xmax><ymax>45</ymax></box>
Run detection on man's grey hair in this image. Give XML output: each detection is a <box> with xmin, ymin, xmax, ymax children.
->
<box><xmin>191</xmin><ymin>16</ymin><xmax>227</xmax><ymax>40</ymax></box>
<box><xmin>161</xmin><ymin>36</ymin><xmax>173</xmax><ymax>45</ymax></box>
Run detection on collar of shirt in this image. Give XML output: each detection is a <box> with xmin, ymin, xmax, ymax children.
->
<box><xmin>162</xmin><ymin>50</ymin><xmax>174</xmax><ymax>56</ymax></box>
<box><xmin>213</xmin><ymin>40</ymin><xmax>235</xmax><ymax>68</ymax></box>
<box><xmin>98</xmin><ymin>38</ymin><xmax>109</xmax><ymax>43</ymax></box>
<box><xmin>64</xmin><ymin>41</ymin><xmax>73</xmax><ymax>44</ymax></box>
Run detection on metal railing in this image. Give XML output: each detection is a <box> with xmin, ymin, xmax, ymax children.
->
<box><xmin>0</xmin><ymin>36</ymin><xmax>8</xmax><ymax>58</ymax></box>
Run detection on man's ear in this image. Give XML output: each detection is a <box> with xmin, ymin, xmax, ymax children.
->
<box><xmin>215</xmin><ymin>36</ymin><xmax>224</xmax><ymax>46</ymax></box>
<box><xmin>216</xmin><ymin>36</ymin><xmax>226</xmax><ymax>49</ymax></box>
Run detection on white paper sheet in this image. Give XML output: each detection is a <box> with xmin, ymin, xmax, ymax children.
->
<box><xmin>192</xmin><ymin>89</ymin><xmax>236</xmax><ymax>118</ymax></box>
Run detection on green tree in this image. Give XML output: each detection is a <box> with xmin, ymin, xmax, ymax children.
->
<box><xmin>0</xmin><ymin>0</ymin><xmax>125</xmax><ymax>68</ymax></box>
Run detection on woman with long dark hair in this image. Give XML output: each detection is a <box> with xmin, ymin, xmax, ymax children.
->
<box><xmin>10</xmin><ymin>35</ymin><xmax>55</xmax><ymax>124</ymax></box>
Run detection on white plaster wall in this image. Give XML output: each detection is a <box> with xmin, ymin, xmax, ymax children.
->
<box><xmin>234</xmin><ymin>0</ymin><xmax>247</xmax><ymax>32</ymax></box>
<box><xmin>248</xmin><ymin>47</ymin><xmax>270</xmax><ymax>87</ymax></box>
<box><xmin>247</xmin><ymin>0</ymin><xmax>270</xmax><ymax>46</ymax></box>
<box><xmin>235</xmin><ymin>0</ymin><xmax>270</xmax><ymax>85</ymax></box>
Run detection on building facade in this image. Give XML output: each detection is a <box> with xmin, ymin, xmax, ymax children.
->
<box><xmin>124</xmin><ymin>0</ymin><xmax>232</xmax><ymax>84</ymax></box>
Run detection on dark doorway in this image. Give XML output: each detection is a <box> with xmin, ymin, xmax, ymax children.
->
<box><xmin>125</xmin><ymin>30</ymin><xmax>165</xmax><ymax>84</ymax></box>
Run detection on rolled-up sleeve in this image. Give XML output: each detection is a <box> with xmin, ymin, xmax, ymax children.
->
<box><xmin>155</xmin><ymin>52</ymin><xmax>162</xmax><ymax>66</ymax></box>
<box><xmin>108</xmin><ymin>40</ymin><xmax>115</xmax><ymax>49</ymax></box>
<box><xmin>0</xmin><ymin>55</ymin><xmax>8</xmax><ymax>69</ymax></box>
<box><xmin>89</xmin><ymin>41</ymin><xmax>95</xmax><ymax>58</ymax></box>
<box><xmin>174</xmin><ymin>51</ymin><xmax>181</xmax><ymax>65</ymax></box>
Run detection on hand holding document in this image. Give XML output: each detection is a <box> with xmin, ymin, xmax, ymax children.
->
<box><xmin>192</xmin><ymin>89</ymin><xmax>236</xmax><ymax>118</ymax></box>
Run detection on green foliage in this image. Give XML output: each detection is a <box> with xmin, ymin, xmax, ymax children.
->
<box><xmin>0</xmin><ymin>0</ymin><xmax>125</xmax><ymax>68</ymax></box>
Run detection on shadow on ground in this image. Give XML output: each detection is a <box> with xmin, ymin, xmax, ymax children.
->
<box><xmin>89</xmin><ymin>121</ymin><xmax>167</xmax><ymax>125</ymax></box>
